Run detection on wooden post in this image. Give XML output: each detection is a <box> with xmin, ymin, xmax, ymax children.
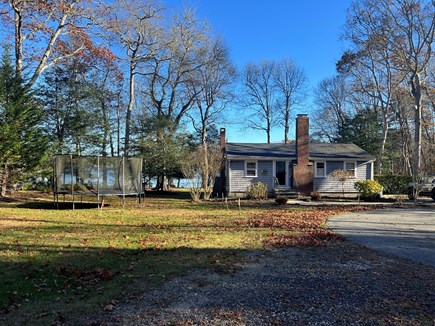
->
<box><xmin>70</xmin><ymin>154</ymin><xmax>75</xmax><ymax>210</ymax></box>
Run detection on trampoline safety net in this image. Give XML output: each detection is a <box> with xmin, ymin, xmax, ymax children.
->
<box><xmin>54</xmin><ymin>155</ymin><xmax>143</xmax><ymax>196</ymax></box>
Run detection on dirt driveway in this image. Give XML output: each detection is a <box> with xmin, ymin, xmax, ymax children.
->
<box><xmin>328</xmin><ymin>207</ymin><xmax>435</xmax><ymax>267</ymax></box>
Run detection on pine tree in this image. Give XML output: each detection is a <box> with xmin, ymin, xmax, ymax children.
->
<box><xmin>0</xmin><ymin>51</ymin><xmax>48</xmax><ymax>196</ymax></box>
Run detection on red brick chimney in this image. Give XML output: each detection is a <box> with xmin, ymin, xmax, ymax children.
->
<box><xmin>220</xmin><ymin>128</ymin><xmax>226</xmax><ymax>151</ymax></box>
<box><xmin>219</xmin><ymin>128</ymin><xmax>227</xmax><ymax>196</ymax></box>
<box><xmin>293</xmin><ymin>114</ymin><xmax>313</xmax><ymax>196</ymax></box>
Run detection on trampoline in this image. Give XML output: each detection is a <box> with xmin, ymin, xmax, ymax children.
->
<box><xmin>53</xmin><ymin>155</ymin><xmax>144</xmax><ymax>209</ymax></box>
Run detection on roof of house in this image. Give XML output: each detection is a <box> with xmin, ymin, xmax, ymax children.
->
<box><xmin>226</xmin><ymin>143</ymin><xmax>375</xmax><ymax>161</ymax></box>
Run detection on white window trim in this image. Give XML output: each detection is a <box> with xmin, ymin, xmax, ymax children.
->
<box><xmin>343</xmin><ymin>161</ymin><xmax>357</xmax><ymax>178</ymax></box>
<box><xmin>245</xmin><ymin>160</ymin><xmax>258</xmax><ymax>177</ymax></box>
<box><xmin>315</xmin><ymin>161</ymin><xmax>327</xmax><ymax>178</ymax></box>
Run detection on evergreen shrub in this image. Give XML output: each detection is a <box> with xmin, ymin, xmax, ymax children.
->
<box><xmin>374</xmin><ymin>175</ymin><xmax>412</xmax><ymax>194</ymax></box>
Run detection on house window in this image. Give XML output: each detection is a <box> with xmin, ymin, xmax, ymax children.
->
<box><xmin>315</xmin><ymin>161</ymin><xmax>326</xmax><ymax>178</ymax></box>
<box><xmin>245</xmin><ymin>161</ymin><xmax>257</xmax><ymax>177</ymax></box>
<box><xmin>344</xmin><ymin>162</ymin><xmax>356</xmax><ymax>177</ymax></box>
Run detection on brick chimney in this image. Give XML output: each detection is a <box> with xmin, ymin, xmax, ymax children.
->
<box><xmin>219</xmin><ymin>128</ymin><xmax>227</xmax><ymax>196</ymax></box>
<box><xmin>293</xmin><ymin>114</ymin><xmax>313</xmax><ymax>196</ymax></box>
<box><xmin>220</xmin><ymin>128</ymin><xmax>226</xmax><ymax>151</ymax></box>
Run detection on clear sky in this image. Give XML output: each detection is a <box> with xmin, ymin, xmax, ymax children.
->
<box><xmin>166</xmin><ymin>1</ymin><xmax>350</xmax><ymax>143</ymax></box>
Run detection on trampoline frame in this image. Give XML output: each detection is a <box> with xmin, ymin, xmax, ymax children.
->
<box><xmin>53</xmin><ymin>155</ymin><xmax>144</xmax><ymax>209</ymax></box>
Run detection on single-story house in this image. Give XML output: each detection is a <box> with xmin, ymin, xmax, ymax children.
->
<box><xmin>218</xmin><ymin>114</ymin><xmax>375</xmax><ymax>197</ymax></box>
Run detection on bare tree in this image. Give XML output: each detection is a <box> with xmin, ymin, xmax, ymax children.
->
<box><xmin>422</xmin><ymin>70</ymin><xmax>435</xmax><ymax>173</ymax></box>
<box><xmin>187</xmin><ymin>38</ymin><xmax>235</xmax><ymax>194</ymax></box>
<box><xmin>142</xmin><ymin>9</ymin><xmax>211</xmax><ymax>127</ymax></box>
<box><xmin>199</xmin><ymin>143</ymin><xmax>223</xmax><ymax>200</ymax></box>
<box><xmin>181</xmin><ymin>144</ymin><xmax>223</xmax><ymax>201</ymax></box>
<box><xmin>387</xmin><ymin>0</ymin><xmax>435</xmax><ymax>176</ymax></box>
<box><xmin>139</xmin><ymin>8</ymin><xmax>215</xmax><ymax>190</ymax></box>
<box><xmin>337</xmin><ymin>47</ymin><xmax>399</xmax><ymax>172</ymax></box>
<box><xmin>189</xmin><ymin>38</ymin><xmax>236</xmax><ymax>145</ymax></box>
<box><xmin>85</xmin><ymin>57</ymin><xmax>124</xmax><ymax>157</ymax></box>
<box><xmin>0</xmin><ymin>0</ymin><xmax>93</xmax><ymax>88</ymax></box>
<box><xmin>241</xmin><ymin>61</ymin><xmax>276</xmax><ymax>143</ymax></box>
<box><xmin>99</xmin><ymin>0</ymin><xmax>161</xmax><ymax>156</ymax></box>
<box><xmin>391</xmin><ymin>87</ymin><xmax>415</xmax><ymax>174</ymax></box>
<box><xmin>331</xmin><ymin>169</ymin><xmax>353</xmax><ymax>198</ymax></box>
<box><xmin>273</xmin><ymin>58</ymin><xmax>307</xmax><ymax>143</ymax></box>
<box><xmin>181</xmin><ymin>150</ymin><xmax>202</xmax><ymax>202</ymax></box>
<box><xmin>344</xmin><ymin>0</ymin><xmax>435</xmax><ymax>176</ymax></box>
<box><xmin>312</xmin><ymin>76</ymin><xmax>351</xmax><ymax>142</ymax></box>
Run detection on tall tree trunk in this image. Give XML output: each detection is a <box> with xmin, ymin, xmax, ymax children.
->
<box><xmin>414</xmin><ymin>100</ymin><xmax>422</xmax><ymax>176</ymax></box>
<box><xmin>397</xmin><ymin>107</ymin><xmax>413</xmax><ymax>175</ymax></box>
<box><xmin>116</xmin><ymin>92</ymin><xmax>122</xmax><ymax>156</ymax></box>
<box><xmin>202</xmin><ymin>145</ymin><xmax>210</xmax><ymax>199</ymax></box>
<box><xmin>109</xmin><ymin>133</ymin><xmax>115</xmax><ymax>157</ymax></box>
<box><xmin>157</xmin><ymin>174</ymin><xmax>167</xmax><ymax>191</ymax></box>
<box><xmin>124</xmin><ymin>62</ymin><xmax>135</xmax><ymax>157</ymax></box>
<box><xmin>411</xmin><ymin>74</ymin><xmax>422</xmax><ymax>176</ymax></box>
<box><xmin>1</xmin><ymin>163</ymin><xmax>9</xmax><ymax>197</ymax></box>
<box><xmin>101</xmin><ymin>100</ymin><xmax>108</xmax><ymax>157</ymax></box>
<box><xmin>266</xmin><ymin>112</ymin><xmax>271</xmax><ymax>144</ymax></box>
<box><xmin>378</xmin><ymin>108</ymin><xmax>389</xmax><ymax>174</ymax></box>
<box><xmin>155</xmin><ymin>125</ymin><xmax>168</xmax><ymax>191</ymax></box>
<box><xmin>284</xmin><ymin>96</ymin><xmax>290</xmax><ymax>143</ymax></box>
<box><xmin>201</xmin><ymin>125</ymin><xmax>210</xmax><ymax>199</ymax></box>
<box><xmin>12</xmin><ymin>1</ymin><xmax>23</xmax><ymax>77</ymax></box>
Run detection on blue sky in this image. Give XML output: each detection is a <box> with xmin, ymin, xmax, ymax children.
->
<box><xmin>167</xmin><ymin>1</ymin><xmax>350</xmax><ymax>142</ymax></box>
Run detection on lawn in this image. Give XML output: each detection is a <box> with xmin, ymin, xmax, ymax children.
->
<box><xmin>0</xmin><ymin>191</ymin><xmax>362</xmax><ymax>325</ymax></box>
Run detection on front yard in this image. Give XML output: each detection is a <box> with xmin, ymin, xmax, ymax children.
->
<box><xmin>0</xmin><ymin>192</ymin><xmax>433</xmax><ymax>325</ymax></box>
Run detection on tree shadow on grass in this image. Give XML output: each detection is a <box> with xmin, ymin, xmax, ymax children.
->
<box><xmin>145</xmin><ymin>189</ymin><xmax>192</xmax><ymax>200</ymax></box>
<box><xmin>0</xmin><ymin>243</ymin><xmax>248</xmax><ymax>326</ymax></box>
<box><xmin>17</xmin><ymin>201</ymin><xmax>103</xmax><ymax>210</ymax></box>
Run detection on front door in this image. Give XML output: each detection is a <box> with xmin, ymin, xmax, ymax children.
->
<box><xmin>275</xmin><ymin>161</ymin><xmax>286</xmax><ymax>187</ymax></box>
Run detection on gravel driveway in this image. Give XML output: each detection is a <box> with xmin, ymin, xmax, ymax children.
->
<box><xmin>80</xmin><ymin>241</ymin><xmax>435</xmax><ymax>325</ymax></box>
<box><xmin>328</xmin><ymin>208</ymin><xmax>435</xmax><ymax>267</ymax></box>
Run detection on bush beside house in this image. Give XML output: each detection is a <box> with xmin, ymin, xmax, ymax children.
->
<box><xmin>354</xmin><ymin>180</ymin><xmax>383</xmax><ymax>200</ymax></box>
<box><xmin>374</xmin><ymin>175</ymin><xmax>412</xmax><ymax>194</ymax></box>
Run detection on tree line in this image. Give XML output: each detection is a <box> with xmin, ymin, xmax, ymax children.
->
<box><xmin>0</xmin><ymin>0</ymin><xmax>434</xmax><ymax>196</ymax></box>
<box><xmin>312</xmin><ymin>0</ymin><xmax>435</xmax><ymax>177</ymax></box>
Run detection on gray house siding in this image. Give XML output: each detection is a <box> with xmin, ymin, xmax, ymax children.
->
<box><xmin>226</xmin><ymin>158</ymin><xmax>374</xmax><ymax>195</ymax></box>
<box><xmin>313</xmin><ymin>160</ymin><xmax>372</xmax><ymax>193</ymax></box>
<box><xmin>229</xmin><ymin>160</ymin><xmax>274</xmax><ymax>194</ymax></box>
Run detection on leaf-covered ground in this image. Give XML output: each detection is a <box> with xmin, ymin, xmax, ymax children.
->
<box><xmin>0</xmin><ymin>191</ymin><xmax>371</xmax><ymax>325</ymax></box>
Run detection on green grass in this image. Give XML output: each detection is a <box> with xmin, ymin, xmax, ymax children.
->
<box><xmin>0</xmin><ymin>191</ymin><xmax>348</xmax><ymax>325</ymax></box>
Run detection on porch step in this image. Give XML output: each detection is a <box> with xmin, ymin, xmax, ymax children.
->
<box><xmin>273</xmin><ymin>188</ymin><xmax>300</xmax><ymax>198</ymax></box>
